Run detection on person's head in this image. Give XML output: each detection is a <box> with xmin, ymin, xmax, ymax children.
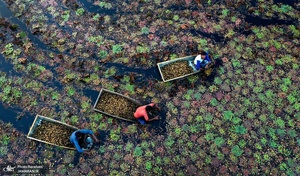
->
<box><xmin>146</xmin><ymin>106</ymin><xmax>155</xmax><ymax>118</ymax></box>
<box><xmin>146</xmin><ymin>106</ymin><xmax>154</xmax><ymax>112</ymax></box>
<box><xmin>200</xmin><ymin>51</ymin><xmax>206</xmax><ymax>58</ymax></box>
<box><xmin>75</xmin><ymin>131</ymin><xmax>84</xmax><ymax>139</ymax></box>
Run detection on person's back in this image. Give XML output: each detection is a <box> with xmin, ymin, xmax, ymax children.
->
<box><xmin>70</xmin><ymin>129</ymin><xmax>100</xmax><ymax>154</ymax></box>
<box><xmin>134</xmin><ymin>105</ymin><xmax>148</xmax><ymax>119</ymax></box>
<box><xmin>194</xmin><ymin>55</ymin><xmax>203</xmax><ymax>67</ymax></box>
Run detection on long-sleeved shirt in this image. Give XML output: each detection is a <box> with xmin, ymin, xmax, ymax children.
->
<box><xmin>194</xmin><ymin>55</ymin><xmax>204</xmax><ymax>70</ymax></box>
<box><xmin>70</xmin><ymin>129</ymin><xmax>93</xmax><ymax>153</ymax></box>
<box><xmin>194</xmin><ymin>54</ymin><xmax>211</xmax><ymax>70</ymax></box>
<box><xmin>134</xmin><ymin>103</ymin><xmax>155</xmax><ymax>121</ymax></box>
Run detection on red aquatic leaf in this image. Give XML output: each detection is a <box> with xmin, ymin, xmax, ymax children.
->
<box><xmin>138</xmin><ymin>20</ymin><xmax>146</xmax><ymax>28</ymax></box>
<box><xmin>190</xmin><ymin>134</ymin><xmax>197</xmax><ymax>142</ymax></box>
<box><xmin>148</xmin><ymin>34</ymin><xmax>154</xmax><ymax>40</ymax></box>
<box><xmin>211</xmin><ymin>157</ymin><xmax>221</xmax><ymax>167</ymax></box>
<box><xmin>187</xmin><ymin>35</ymin><xmax>193</xmax><ymax>42</ymax></box>
<box><xmin>224</xmin><ymin>94</ymin><xmax>231</xmax><ymax>101</ymax></box>
<box><xmin>49</xmin><ymin>0</ymin><xmax>58</xmax><ymax>7</ymax></box>
<box><xmin>149</xmin><ymin>26</ymin><xmax>156</xmax><ymax>33</ymax></box>
<box><xmin>229</xmin><ymin>165</ymin><xmax>239</xmax><ymax>173</ymax></box>
<box><xmin>221</xmin><ymin>147</ymin><xmax>230</xmax><ymax>154</ymax></box>
<box><xmin>235</xmin><ymin>18</ymin><xmax>242</xmax><ymax>26</ymax></box>
<box><xmin>269</xmin><ymin>46</ymin><xmax>277</xmax><ymax>52</ymax></box>
<box><xmin>187</xmin><ymin>165</ymin><xmax>198</xmax><ymax>175</ymax></box>
<box><xmin>180</xmin><ymin>23</ymin><xmax>189</xmax><ymax>30</ymax></box>
<box><xmin>222</xmin><ymin>57</ymin><xmax>229</xmax><ymax>63</ymax></box>
<box><xmin>181</xmin><ymin>35</ymin><xmax>188</xmax><ymax>42</ymax></box>
<box><xmin>203</xmin><ymin>93</ymin><xmax>213</xmax><ymax>102</ymax></box>
<box><xmin>215</xmin><ymin>91</ymin><xmax>224</xmax><ymax>101</ymax></box>
<box><xmin>192</xmin><ymin>11</ymin><xmax>199</xmax><ymax>18</ymax></box>
<box><xmin>169</xmin><ymin>119</ymin><xmax>178</xmax><ymax>126</ymax></box>
<box><xmin>244</xmin><ymin>148</ymin><xmax>252</xmax><ymax>156</ymax></box>
<box><xmin>156</xmin><ymin>135</ymin><xmax>165</xmax><ymax>141</ymax></box>
<box><xmin>93</xmin><ymin>1</ymin><xmax>100</xmax><ymax>5</ymax></box>
<box><xmin>179</xmin><ymin>117</ymin><xmax>186</xmax><ymax>125</ymax></box>
<box><xmin>124</xmin><ymin>154</ymin><xmax>134</xmax><ymax>164</ymax></box>
<box><xmin>207</xmin><ymin>107</ymin><xmax>216</xmax><ymax>113</ymax></box>
<box><xmin>191</xmin><ymin>101</ymin><xmax>200</xmax><ymax>108</ymax></box>
<box><xmin>277</xmin><ymin>92</ymin><xmax>287</xmax><ymax>98</ymax></box>
<box><xmin>274</xmin><ymin>108</ymin><xmax>282</xmax><ymax>115</ymax></box>
<box><xmin>156</xmin><ymin>146</ymin><xmax>165</xmax><ymax>154</ymax></box>
<box><xmin>18</xmin><ymin>57</ymin><xmax>27</xmax><ymax>64</ymax></box>
<box><xmin>185</xmin><ymin>0</ymin><xmax>192</xmax><ymax>5</ymax></box>
<box><xmin>219</xmin><ymin>165</ymin><xmax>228</xmax><ymax>174</ymax></box>
<box><xmin>242</xmin><ymin>169</ymin><xmax>250</xmax><ymax>176</ymax></box>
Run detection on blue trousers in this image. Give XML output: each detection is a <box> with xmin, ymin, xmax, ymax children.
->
<box><xmin>137</xmin><ymin>118</ymin><xmax>146</xmax><ymax>125</ymax></box>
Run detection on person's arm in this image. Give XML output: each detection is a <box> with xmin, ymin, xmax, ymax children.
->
<box><xmin>148</xmin><ymin>116</ymin><xmax>159</xmax><ymax>121</ymax></box>
<box><xmin>153</xmin><ymin>104</ymin><xmax>161</xmax><ymax>111</ymax></box>
<box><xmin>70</xmin><ymin>133</ymin><xmax>84</xmax><ymax>153</ymax></box>
<box><xmin>143</xmin><ymin>110</ymin><xmax>150</xmax><ymax>121</ymax></box>
<box><xmin>79</xmin><ymin>129</ymin><xmax>93</xmax><ymax>135</ymax></box>
<box><xmin>147</xmin><ymin>104</ymin><xmax>160</xmax><ymax>121</ymax></box>
<box><xmin>83</xmin><ymin>150</ymin><xmax>92</xmax><ymax>155</ymax></box>
<box><xmin>73</xmin><ymin>140</ymin><xmax>84</xmax><ymax>153</ymax></box>
<box><xmin>91</xmin><ymin>133</ymin><xmax>100</xmax><ymax>143</ymax></box>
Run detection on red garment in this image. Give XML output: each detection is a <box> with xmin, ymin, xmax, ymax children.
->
<box><xmin>134</xmin><ymin>103</ymin><xmax>155</xmax><ymax>121</ymax></box>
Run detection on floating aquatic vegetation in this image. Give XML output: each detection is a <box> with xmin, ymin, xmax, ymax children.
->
<box><xmin>0</xmin><ymin>0</ymin><xmax>299</xmax><ymax>174</ymax></box>
<box><xmin>75</xmin><ymin>8</ymin><xmax>85</xmax><ymax>16</ymax></box>
<box><xmin>112</xmin><ymin>44</ymin><xmax>123</xmax><ymax>54</ymax></box>
<box><xmin>233</xmin><ymin>124</ymin><xmax>247</xmax><ymax>135</ymax></box>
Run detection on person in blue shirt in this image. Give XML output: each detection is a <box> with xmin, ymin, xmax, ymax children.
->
<box><xmin>70</xmin><ymin>129</ymin><xmax>100</xmax><ymax>154</ymax></box>
<box><xmin>194</xmin><ymin>51</ymin><xmax>212</xmax><ymax>70</ymax></box>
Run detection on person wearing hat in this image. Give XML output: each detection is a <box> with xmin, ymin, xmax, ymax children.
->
<box><xmin>70</xmin><ymin>129</ymin><xmax>100</xmax><ymax>154</ymax></box>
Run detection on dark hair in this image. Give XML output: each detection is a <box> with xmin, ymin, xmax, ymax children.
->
<box><xmin>146</xmin><ymin>106</ymin><xmax>157</xmax><ymax>119</ymax></box>
<box><xmin>201</xmin><ymin>51</ymin><xmax>207</xmax><ymax>55</ymax></box>
<box><xmin>146</xmin><ymin>106</ymin><xmax>154</xmax><ymax>112</ymax></box>
<box><xmin>75</xmin><ymin>131</ymin><xmax>83</xmax><ymax>138</ymax></box>
<box><xmin>76</xmin><ymin>132</ymin><xmax>87</xmax><ymax>147</ymax></box>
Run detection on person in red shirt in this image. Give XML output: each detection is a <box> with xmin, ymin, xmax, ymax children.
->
<box><xmin>134</xmin><ymin>103</ymin><xmax>160</xmax><ymax>125</ymax></box>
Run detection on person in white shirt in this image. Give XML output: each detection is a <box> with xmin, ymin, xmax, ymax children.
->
<box><xmin>194</xmin><ymin>51</ymin><xmax>211</xmax><ymax>70</ymax></box>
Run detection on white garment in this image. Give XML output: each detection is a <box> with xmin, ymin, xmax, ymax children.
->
<box><xmin>194</xmin><ymin>55</ymin><xmax>203</xmax><ymax>65</ymax></box>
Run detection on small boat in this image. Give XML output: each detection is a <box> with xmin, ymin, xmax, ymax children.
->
<box><xmin>157</xmin><ymin>55</ymin><xmax>215</xmax><ymax>82</ymax></box>
<box><xmin>27</xmin><ymin>115</ymin><xmax>79</xmax><ymax>150</ymax></box>
<box><xmin>93</xmin><ymin>88</ymin><xmax>142</xmax><ymax>122</ymax></box>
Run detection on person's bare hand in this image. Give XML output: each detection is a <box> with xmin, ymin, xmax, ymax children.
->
<box><xmin>154</xmin><ymin>116</ymin><xmax>159</xmax><ymax>120</ymax></box>
<box><xmin>83</xmin><ymin>151</ymin><xmax>92</xmax><ymax>156</ymax></box>
<box><xmin>154</xmin><ymin>104</ymin><xmax>161</xmax><ymax>111</ymax></box>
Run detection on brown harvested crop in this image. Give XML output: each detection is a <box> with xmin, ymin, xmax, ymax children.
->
<box><xmin>161</xmin><ymin>60</ymin><xmax>193</xmax><ymax>81</ymax></box>
<box><xmin>32</xmin><ymin>120</ymin><xmax>75</xmax><ymax>148</ymax></box>
<box><xmin>95</xmin><ymin>91</ymin><xmax>140</xmax><ymax>120</ymax></box>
